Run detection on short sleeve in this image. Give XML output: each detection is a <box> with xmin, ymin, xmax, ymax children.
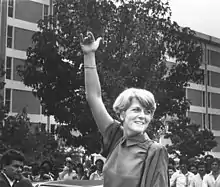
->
<box><xmin>101</xmin><ymin>120</ymin><xmax>123</xmax><ymax>158</ymax></box>
<box><xmin>140</xmin><ymin>143</ymin><xmax>169</xmax><ymax>187</ymax></box>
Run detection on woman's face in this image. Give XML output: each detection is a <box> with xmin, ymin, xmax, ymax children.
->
<box><xmin>121</xmin><ymin>98</ymin><xmax>152</xmax><ymax>137</ymax></box>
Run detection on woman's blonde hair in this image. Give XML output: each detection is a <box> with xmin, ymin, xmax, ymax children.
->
<box><xmin>113</xmin><ymin>88</ymin><xmax>156</xmax><ymax>115</ymax></box>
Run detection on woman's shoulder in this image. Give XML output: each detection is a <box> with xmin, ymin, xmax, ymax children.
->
<box><xmin>104</xmin><ymin>119</ymin><xmax>123</xmax><ymax>136</ymax></box>
<box><xmin>150</xmin><ymin>141</ymin><xmax>166</xmax><ymax>150</ymax></box>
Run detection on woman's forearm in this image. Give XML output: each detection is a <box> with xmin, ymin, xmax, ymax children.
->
<box><xmin>84</xmin><ymin>52</ymin><xmax>102</xmax><ymax>101</ymax></box>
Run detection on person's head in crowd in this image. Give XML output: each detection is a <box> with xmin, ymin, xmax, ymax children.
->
<box><xmin>210</xmin><ymin>158</ymin><xmax>220</xmax><ymax>173</ymax></box>
<box><xmin>204</xmin><ymin>154</ymin><xmax>214</xmax><ymax>173</ymax></box>
<box><xmin>31</xmin><ymin>163</ymin><xmax>40</xmax><ymax>176</ymax></box>
<box><xmin>204</xmin><ymin>154</ymin><xmax>214</xmax><ymax>162</ymax></box>
<box><xmin>95</xmin><ymin>159</ymin><xmax>104</xmax><ymax>172</ymax></box>
<box><xmin>40</xmin><ymin>160</ymin><xmax>53</xmax><ymax>175</ymax></box>
<box><xmin>168</xmin><ymin>165</ymin><xmax>176</xmax><ymax>179</ymax></box>
<box><xmin>197</xmin><ymin>161</ymin><xmax>206</xmax><ymax>176</ymax></box>
<box><xmin>22</xmin><ymin>165</ymin><xmax>32</xmax><ymax>178</ymax></box>
<box><xmin>188</xmin><ymin>163</ymin><xmax>198</xmax><ymax>175</ymax></box>
<box><xmin>168</xmin><ymin>158</ymin><xmax>176</xmax><ymax>168</ymax></box>
<box><xmin>179</xmin><ymin>157</ymin><xmax>189</xmax><ymax>174</ymax></box>
<box><xmin>89</xmin><ymin>165</ymin><xmax>97</xmax><ymax>177</ymax></box>
<box><xmin>65</xmin><ymin>157</ymin><xmax>75</xmax><ymax>171</ymax></box>
<box><xmin>1</xmin><ymin>149</ymin><xmax>25</xmax><ymax>181</ymax></box>
<box><xmin>76</xmin><ymin>163</ymin><xmax>84</xmax><ymax>174</ymax></box>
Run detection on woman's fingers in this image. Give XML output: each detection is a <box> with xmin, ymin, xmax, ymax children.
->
<box><xmin>87</xmin><ymin>31</ymin><xmax>95</xmax><ymax>41</ymax></box>
<box><xmin>96</xmin><ymin>37</ymin><xmax>102</xmax><ymax>44</ymax></box>
<box><xmin>80</xmin><ymin>33</ymin><xmax>84</xmax><ymax>44</ymax></box>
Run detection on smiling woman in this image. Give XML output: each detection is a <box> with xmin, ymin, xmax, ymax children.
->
<box><xmin>80</xmin><ymin>32</ymin><xmax>169</xmax><ymax>187</ymax></box>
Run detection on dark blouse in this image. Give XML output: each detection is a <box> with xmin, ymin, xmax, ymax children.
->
<box><xmin>102</xmin><ymin>121</ymin><xmax>168</xmax><ymax>187</ymax></box>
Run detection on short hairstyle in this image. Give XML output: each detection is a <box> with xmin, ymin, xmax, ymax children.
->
<box><xmin>188</xmin><ymin>163</ymin><xmax>198</xmax><ymax>170</ymax></box>
<box><xmin>113</xmin><ymin>88</ymin><xmax>156</xmax><ymax>115</ymax></box>
<box><xmin>95</xmin><ymin>159</ymin><xmax>104</xmax><ymax>165</ymax></box>
<box><xmin>1</xmin><ymin>149</ymin><xmax>25</xmax><ymax>166</ymax></box>
<box><xmin>204</xmin><ymin>154</ymin><xmax>214</xmax><ymax>161</ymax></box>
<box><xmin>210</xmin><ymin>158</ymin><xmax>220</xmax><ymax>166</ymax></box>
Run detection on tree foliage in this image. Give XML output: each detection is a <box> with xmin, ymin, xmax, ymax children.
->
<box><xmin>0</xmin><ymin>108</ymin><xmax>60</xmax><ymax>164</ymax></box>
<box><xmin>165</xmin><ymin>117</ymin><xmax>217</xmax><ymax>158</ymax></box>
<box><xmin>17</xmin><ymin>0</ymin><xmax>216</xmax><ymax>155</ymax></box>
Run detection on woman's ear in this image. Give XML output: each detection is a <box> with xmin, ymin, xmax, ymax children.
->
<box><xmin>120</xmin><ymin>111</ymin><xmax>125</xmax><ymax>121</ymax></box>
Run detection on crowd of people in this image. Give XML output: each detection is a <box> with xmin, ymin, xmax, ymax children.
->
<box><xmin>0</xmin><ymin>149</ymin><xmax>104</xmax><ymax>187</ymax></box>
<box><xmin>168</xmin><ymin>154</ymin><xmax>220</xmax><ymax>187</ymax></box>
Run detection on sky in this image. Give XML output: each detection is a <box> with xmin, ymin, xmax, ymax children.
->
<box><xmin>169</xmin><ymin>0</ymin><xmax>220</xmax><ymax>38</ymax></box>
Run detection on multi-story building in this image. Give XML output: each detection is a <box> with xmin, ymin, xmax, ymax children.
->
<box><xmin>0</xmin><ymin>0</ymin><xmax>56</xmax><ymax>132</ymax></box>
<box><xmin>187</xmin><ymin>32</ymin><xmax>220</xmax><ymax>158</ymax></box>
<box><xmin>165</xmin><ymin>32</ymin><xmax>220</xmax><ymax>157</ymax></box>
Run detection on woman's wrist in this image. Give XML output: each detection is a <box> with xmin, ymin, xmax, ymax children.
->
<box><xmin>84</xmin><ymin>52</ymin><xmax>96</xmax><ymax>68</ymax></box>
<box><xmin>83</xmin><ymin>51</ymin><xmax>95</xmax><ymax>56</ymax></box>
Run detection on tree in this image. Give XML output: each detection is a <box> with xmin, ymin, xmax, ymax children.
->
<box><xmin>0</xmin><ymin>108</ymin><xmax>60</xmax><ymax>164</ymax></box>
<box><xmin>17</xmin><ymin>0</ymin><xmax>216</xmax><ymax>154</ymax></box>
<box><xmin>164</xmin><ymin>116</ymin><xmax>217</xmax><ymax>158</ymax></box>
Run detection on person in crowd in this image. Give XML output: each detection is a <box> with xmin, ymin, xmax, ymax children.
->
<box><xmin>189</xmin><ymin>163</ymin><xmax>198</xmax><ymax>175</ymax></box>
<box><xmin>88</xmin><ymin>165</ymin><xmax>97</xmax><ymax>179</ymax></box>
<box><xmin>81</xmin><ymin>31</ymin><xmax>168</xmax><ymax>187</ymax></box>
<box><xmin>89</xmin><ymin>159</ymin><xmax>104</xmax><ymax>180</ymax></box>
<box><xmin>83</xmin><ymin>158</ymin><xmax>92</xmax><ymax>178</ymax></box>
<box><xmin>75</xmin><ymin>163</ymin><xmax>88</xmax><ymax>180</ymax></box>
<box><xmin>202</xmin><ymin>158</ymin><xmax>220</xmax><ymax>187</ymax></box>
<box><xmin>0</xmin><ymin>149</ymin><xmax>26</xmax><ymax>187</ymax></box>
<box><xmin>35</xmin><ymin>160</ymin><xmax>54</xmax><ymax>181</ymax></box>
<box><xmin>169</xmin><ymin>158</ymin><xmax>176</xmax><ymax>168</ymax></box>
<box><xmin>204</xmin><ymin>154</ymin><xmax>214</xmax><ymax>174</ymax></box>
<box><xmin>31</xmin><ymin>164</ymin><xmax>40</xmax><ymax>182</ymax></box>
<box><xmin>22</xmin><ymin>165</ymin><xmax>33</xmax><ymax>181</ymax></box>
<box><xmin>190</xmin><ymin>161</ymin><xmax>206</xmax><ymax>187</ymax></box>
<box><xmin>168</xmin><ymin>165</ymin><xmax>176</xmax><ymax>179</ymax></box>
<box><xmin>58</xmin><ymin>157</ymin><xmax>77</xmax><ymax>180</ymax></box>
<box><xmin>170</xmin><ymin>157</ymin><xmax>194</xmax><ymax>187</ymax></box>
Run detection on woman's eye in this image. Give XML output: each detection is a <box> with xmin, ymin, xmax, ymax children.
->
<box><xmin>145</xmin><ymin>110</ymin><xmax>151</xmax><ymax>114</ymax></box>
<box><xmin>133</xmin><ymin>108</ymin><xmax>140</xmax><ymax>112</ymax></box>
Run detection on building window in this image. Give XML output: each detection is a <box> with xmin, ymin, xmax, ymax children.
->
<box><xmin>200</xmin><ymin>69</ymin><xmax>205</xmax><ymax>85</ymax></box>
<box><xmin>202</xmin><ymin>92</ymin><xmax>205</xmax><ymax>107</ymax></box>
<box><xmin>208</xmin><ymin>114</ymin><xmax>211</xmax><ymax>129</ymax></box>
<box><xmin>207</xmin><ymin>50</ymin><xmax>210</xmax><ymax>64</ymax></box>
<box><xmin>7</xmin><ymin>26</ymin><xmax>13</xmax><ymax>48</ymax></box>
<box><xmin>207</xmin><ymin>71</ymin><xmax>210</xmax><ymax>86</ymax></box>
<box><xmin>208</xmin><ymin>92</ymin><xmax>211</xmax><ymax>107</ymax></box>
<box><xmin>202</xmin><ymin>92</ymin><xmax>211</xmax><ymax>107</ymax></box>
<box><xmin>43</xmin><ymin>4</ymin><xmax>49</xmax><ymax>20</ymax></box>
<box><xmin>6</xmin><ymin>57</ymin><xmax>12</xmax><ymax>79</ymax></box>
<box><xmin>8</xmin><ymin>0</ymin><xmax>14</xmax><ymax>17</ymax></box>
<box><xmin>202</xmin><ymin>113</ymin><xmax>205</xmax><ymax>128</ymax></box>
<box><xmin>41</xmin><ymin>123</ymin><xmax>46</xmax><ymax>132</ymax></box>
<box><xmin>51</xmin><ymin>124</ymin><xmax>55</xmax><ymax>134</ymax></box>
<box><xmin>5</xmin><ymin>88</ymin><xmax>11</xmax><ymax>112</ymax></box>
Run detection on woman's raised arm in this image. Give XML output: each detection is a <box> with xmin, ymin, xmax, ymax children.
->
<box><xmin>81</xmin><ymin>32</ymin><xmax>114</xmax><ymax>135</ymax></box>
